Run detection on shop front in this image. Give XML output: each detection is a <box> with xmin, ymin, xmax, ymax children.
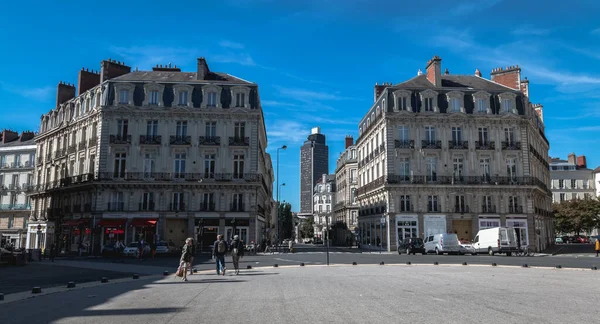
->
<box><xmin>506</xmin><ymin>217</ymin><xmax>528</xmax><ymax>248</ymax></box>
<box><xmin>478</xmin><ymin>217</ymin><xmax>501</xmax><ymax>231</ymax></box>
<box><xmin>224</xmin><ymin>218</ymin><xmax>250</xmax><ymax>243</ymax></box>
<box><xmin>423</xmin><ymin>215</ymin><xmax>447</xmax><ymax>237</ymax></box>
<box><xmin>62</xmin><ymin>219</ymin><xmax>91</xmax><ymax>253</ymax></box>
<box><xmin>130</xmin><ymin>218</ymin><xmax>157</xmax><ymax>243</ymax></box>
<box><xmin>195</xmin><ymin>218</ymin><xmax>219</xmax><ymax>253</ymax></box>
<box><xmin>98</xmin><ymin>219</ymin><xmax>127</xmax><ymax>247</ymax></box>
<box><xmin>0</xmin><ymin>230</ymin><xmax>24</xmax><ymax>250</ymax></box>
<box><xmin>26</xmin><ymin>222</ymin><xmax>55</xmax><ymax>253</ymax></box>
<box><xmin>396</xmin><ymin>215</ymin><xmax>418</xmax><ymax>241</ymax></box>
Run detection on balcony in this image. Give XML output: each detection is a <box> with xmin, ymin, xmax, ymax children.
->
<box><xmin>56</xmin><ymin>148</ymin><xmax>67</xmax><ymax>158</ymax></box>
<box><xmin>169</xmin><ymin>203</ymin><xmax>185</xmax><ymax>212</ymax></box>
<box><xmin>229</xmin><ymin>136</ymin><xmax>249</xmax><ymax>146</ymax></box>
<box><xmin>199</xmin><ymin>202</ymin><xmax>216</xmax><ymax>211</ymax></box>
<box><xmin>107</xmin><ymin>202</ymin><xmax>124</xmax><ymax>212</ymax></box>
<box><xmin>36</xmin><ymin>156</ymin><xmax>43</xmax><ymax>165</ymax></box>
<box><xmin>421</xmin><ymin>140</ymin><xmax>442</xmax><ymax>149</ymax></box>
<box><xmin>454</xmin><ymin>205</ymin><xmax>470</xmax><ymax>213</ymax></box>
<box><xmin>110</xmin><ymin>135</ymin><xmax>132</xmax><ymax>144</ymax></box>
<box><xmin>508</xmin><ymin>206</ymin><xmax>524</xmax><ymax>214</ymax></box>
<box><xmin>170</xmin><ymin>135</ymin><xmax>191</xmax><ymax>145</ymax></box>
<box><xmin>501</xmin><ymin>141</ymin><xmax>521</xmax><ymax>150</ymax></box>
<box><xmin>379</xmin><ymin>143</ymin><xmax>385</xmax><ymax>153</ymax></box>
<box><xmin>139</xmin><ymin>202</ymin><xmax>155</xmax><ymax>211</ymax></box>
<box><xmin>475</xmin><ymin>141</ymin><xmax>495</xmax><ymax>150</ymax></box>
<box><xmin>448</xmin><ymin>140</ymin><xmax>469</xmax><ymax>150</ymax></box>
<box><xmin>481</xmin><ymin>205</ymin><xmax>497</xmax><ymax>214</ymax></box>
<box><xmin>230</xmin><ymin>203</ymin><xmax>245</xmax><ymax>212</ymax></box>
<box><xmin>198</xmin><ymin>136</ymin><xmax>221</xmax><ymax>146</ymax></box>
<box><xmin>7</xmin><ymin>184</ymin><xmax>20</xmax><ymax>191</ymax></box>
<box><xmin>68</xmin><ymin>145</ymin><xmax>77</xmax><ymax>154</ymax></box>
<box><xmin>78</xmin><ymin>142</ymin><xmax>86</xmax><ymax>150</ymax></box>
<box><xmin>89</xmin><ymin>137</ymin><xmax>98</xmax><ymax>147</ymax></box>
<box><xmin>139</xmin><ymin>135</ymin><xmax>162</xmax><ymax>145</ymax></box>
<box><xmin>0</xmin><ymin>204</ymin><xmax>31</xmax><ymax>210</ymax></box>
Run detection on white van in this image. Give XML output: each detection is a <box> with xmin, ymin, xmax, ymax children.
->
<box><xmin>472</xmin><ymin>227</ymin><xmax>519</xmax><ymax>256</ymax></box>
<box><xmin>424</xmin><ymin>233</ymin><xmax>461</xmax><ymax>255</ymax></box>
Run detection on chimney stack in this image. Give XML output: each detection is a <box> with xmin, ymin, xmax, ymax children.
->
<box><xmin>474</xmin><ymin>69</ymin><xmax>482</xmax><ymax>77</ymax></box>
<box><xmin>2</xmin><ymin>130</ymin><xmax>18</xmax><ymax>144</ymax></box>
<box><xmin>152</xmin><ymin>64</ymin><xmax>181</xmax><ymax>72</ymax></box>
<box><xmin>345</xmin><ymin>135</ymin><xmax>354</xmax><ymax>149</ymax></box>
<box><xmin>196</xmin><ymin>57</ymin><xmax>210</xmax><ymax>80</ymax></box>
<box><xmin>374</xmin><ymin>82</ymin><xmax>386</xmax><ymax>102</ymax></box>
<box><xmin>56</xmin><ymin>82</ymin><xmax>76</xmax><ymax>107</ymax></box>
<box><xmin>520</xmin><ymin>77</ymin><xmax>529</xmax><ymax>98</ymax></box>
<box><xmin>78</xmin><ymin>68</ymin><xmax>101</xmax><ymax>95</ymax></box>
<box><xmin>426</xmin><ymin>55</ymin><xmax>442</xmax><ymax>87</ymax></box>
<box><xmin>532</xmin><ymin>103</ymin><xmax>544</xmax><ymax>123</ymax></box>
<box><xmin>577</xmin><ymin>155</ymin><xmax>587</xmax><ymax>169</ymax></box>
<box><xmin>567</xmin><ymin>153</ymin><xmax>576</xmax><ymax>165</ymax></box>
<box><xmin>490</xmin><ymin>65</ymin><xmax>521</xmax><ymax>90</ymax></box>
<box><xmin>100</xmin><ymin>59</ymin><xmax>131</xmax><ymax>83</ymax></box>
<box><xmin>20</xmin><ymin>131</ymin><xmax>35</xmax><ymax>142</ymax></box>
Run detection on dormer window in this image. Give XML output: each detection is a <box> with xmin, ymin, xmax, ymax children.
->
<box><xmin>202</xmin><ymin>85</ymin><xmax>222</xmax><ymax>108</ymax></box>
<box><xmin>498</xmin><ymin>92</ymin><xmax>518</xmax><ymax>114</ymax></box>
<box><xmin>149</xmin><ymin>90</ymin><xmax>159</xmax><ymax>105</ymax></box>
<box><xmin>450</xmin><ymin>98</ymin><xmax>460</xmax><ymax>112</ymax></box>
<box><xmin>235</xmin><ymin>93</ymin><xmax>245</xmax><ymax>107</ymax></box>
<box><xmin>424</xmin><ymin>98</ymin><xmax>433</xmax><ymax>111</ymax></box>
<box><xmin>393</xmin><ymin>90</ymin><xmax>413</xmax><ymax>112</ymax></box>
<box><xmin>446</xmin><ymin>91</ymin><xmax>465</xmax><ymax>113</ymax></box>
<box><xmin>231</xmin><ymin>86</ymin><xmax>250</xmax><ymax>108</ymax></box>
<box><xmin>472</xmin><ymin>91</ymin><xmax>492</xmax><ymax>114</ymax></box>
<box><xmin>173</xmin><ymin>84</ymin><xmax>193</xmax><ymax>108</ymax></box>
<box><xmin>477</xmin><ymin>98</ymin><xmax>487</xmax><ymax>113</ymax></box>
<box><xmin>208</xmin><ymin>92</ymin><xmax>217</xmax><ymax>107</ymax></box>
<box><xmin>502</xmin><ymin>99</ymin><xmax>511</xmax><ymax>113</ymax></box>
<box><xmin>419</xmin><ymin>89</ymin><xmax>438</xmax><ymax>113</ymax></box>
<box><xmin>142</xmin><ymin>83</ymin><xmax>165</xmax><ymax>107</ymax></box>
<box><xmin>178</xmin><ymin>91</ymin><xmax>188</xmax><ymax>106</ymax></box>
<box><xmin>119</xmin><ymin>90</ymin><xmax>129</xmax><ymax>104</ymax></box>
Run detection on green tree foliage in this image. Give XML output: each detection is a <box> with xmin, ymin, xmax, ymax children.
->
<box><xmin>278</xmin><ymin>202</ymin><xmax>294</xmax><ymax>239</ymax></box>
<box><xmin>553</xmin><ymin>197</ymin><xmax>600</xmax><ymax>234</ymax></box>
<box><xmin>300</xmin><ymin>217</ymin><xmax>314</xmax><ymax>238</ymax></box>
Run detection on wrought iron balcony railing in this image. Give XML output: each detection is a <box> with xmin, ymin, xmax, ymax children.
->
<box><xmin>421</xmin><ymin>140</ymin><xmax>442</xmax><ymax>149</ymax></box>
<box><xmin>139</xmin><ymin>135</ymin><xmax>162</xmax><ymax>145</ymax></box>
<box><xmin>229</xmin><ymin>136</ymin><xmax>249</xmax><ymax>146</ymax></box>
<box><xmin>198</xmin><ymin>136</ymin><xmax>221</xmax><ymax>146</ymax></box>
<box><xmin>448</xmin><ymin>140</ymin><xmax>469</xmax><ymax>150</ymax></box>
<box><xmin>170</xmin><ymin>135</ymin><xmax>191</xmax><ymax>145</ymax></box>
<box><xmin>475</xmin><ymin>140</ymin><xmax>495</xmax><ymax>150</ymax></box>
<box><xmin>109</xmin><ymin>135</ymin><xmax>132</xmax><ymax>144</ymax></box>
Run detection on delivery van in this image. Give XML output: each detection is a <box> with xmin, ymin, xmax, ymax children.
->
<box><xmin>472</xmin><ymin>227</ymin><xmax>519</xmax><ymax>256</ymax></box>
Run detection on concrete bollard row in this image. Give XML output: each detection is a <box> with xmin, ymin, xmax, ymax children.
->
<box><xmin>101</xmin><ymin>277</ymin><xmax>108</xmax><ymax>283</ymax></box>
<box><xmin>246</xmin><ymin>265</ymin><xmax>252</xmax><ymax>269</ymax></box>
<box><xmin>379</xmin><ymin>262</ymin><xmax>385</xmax><ymax>265</ymax></box>
<box><xmin>67</xmin><ymin>282</ymin><xmax>76</xmax><ymax>288</ymax></box>
<box><xmin>0</xmin><ymin>293</ymin><xmax>4</xmax><ymax>301</ymax></box>
<box><xmin>352</xmin><ymin>262</ymin><xmax>357</xmax><ymax>265</ymax></box>
<box><xmin>31</xmin><ymin>287</ymin><xmax>42</xmax><ymax>294</ymax></box>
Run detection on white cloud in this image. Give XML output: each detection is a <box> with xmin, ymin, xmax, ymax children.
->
<box><xmin>266</xmin><ymin>120</ymin><xmax>310</xmax><ymax>145</ymax></box>
<box><xmin>261</xmin><ymin>100</ymin><xmax>298</xmax><ymax>107</ymax></box>
<box><xmin>211</xmin><ymin>53</ymin><xmax>256</xmax><ymax>66</ymax></box>
<box><xmin>218</xmin><ymin>40</ymin><xmax>245</xmax><ymax>49</ymax></box>
<box><xmin>591</xmin><ymin>28</ymin><xmax>600</xmax><ymax>36</ymax></box>
<box><xmin>0</xmin><ymin>81</ymin><xmax>53</xmax><ymax>101</ymax></box>
<box><xmin>275</xmin><ymin>86</ymin><xmax>355</xmax><ymax>102</ymax></box>
<box><xmin>511</xmin><ymin>26</ymin><xmax>551</xmax><ymax>36</ymax></box>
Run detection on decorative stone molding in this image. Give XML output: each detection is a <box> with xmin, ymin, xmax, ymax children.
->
<box><xmin>173</xmin><ymin>84</ymin><xmax>194</xmax><ymax>108</ymax></box>
<box><xmin>446</xmin><ymin>91</ymin><xmax>465</xmax><ymax>113</ymax></box>
<box><xmin>142</xmin><ymin>82</ymin><xmax>165</xmax><ymax>107</ymax></box>
<box><xmin>201</xmin><ymin>85</ymin><xmax>222</xmax><ymax>108</ymax></box>
<box><xmin>472</xmin><ymin>91</ymin><xmax>492</xmax><ymax>115</ymax></box>
<box><xmin>393</xmin><ymin>90</ymin><xmax>413</xmax><ymax>112</ymax></box>
<box><xmin>114</xmin><ymin>83</ymin><xmax>135</xmax><ymax>106</ymax></box>
<box><xmin>419</xmin><ymin>89</ymin><xmax>439</xmax><ymax>113</ymax></box>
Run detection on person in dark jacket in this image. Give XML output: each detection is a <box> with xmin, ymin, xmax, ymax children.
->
<box><xmin>213</xmin><ymin>234</ymin><xmax>228</xmax><ymax>276</ymax></box>
<box><xmin>230</xmin><ymin>235</ymin><xmax>244</xmax><ymax>275</ymax></box>
<box><xmin>188</xmin><ymin>238</ymin><xmax>196</xmax><ymax>275</ymax></box>
<box><xmin>180</xmin><ymin>237</ymin><xmax>193</xmax><ymax>282</ymax></box>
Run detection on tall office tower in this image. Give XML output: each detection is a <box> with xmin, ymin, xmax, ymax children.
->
<box><xmin>299</xmin><ymin>127</ymin><xmax>329</xmax><ymax>215</ymax></box>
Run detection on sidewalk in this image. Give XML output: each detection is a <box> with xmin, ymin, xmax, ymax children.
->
<box><xmin>44</xmin><ymin>259</ymin><xmax>177</xmax><ymax>275</ymax></box>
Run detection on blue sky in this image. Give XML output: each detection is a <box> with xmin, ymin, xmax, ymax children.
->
<box><xmin>1</xmin><ymin>0</ymin><xmax>599</xmax><ymax>212</ymax></box>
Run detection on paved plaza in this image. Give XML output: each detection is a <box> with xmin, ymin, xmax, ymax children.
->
<box><xmin>1</xmin><ymin>262</ymin><xmax>598</xmax><ymax>324</ymax></box>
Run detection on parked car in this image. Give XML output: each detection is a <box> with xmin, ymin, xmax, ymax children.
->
<box><xmin>459</xmin><ymin>240</ymin><xmax>477</xmax><ymax>255</ymax></box>
<box><xmin>123</xmin><ymin>242</ymin><xmax>151</xmax><ymax>256</ymax></box>
<box><xmin>397</xmin><ymin>237</ymin><xmax>425</xmax><ymax>255</ymax></box>
<box><xmin>555</xmin><ymin>237</ymin><xmax>564</xmax><ymax>244</ymax></box>
<box><xmin>101</xmin><ymin>243</ymin><xmax>121</xmax><ymax>257</ymax></box>
<box><xmin>424</xmin><ymin>233</ymin><xmax>461</xmax><ymax>255</ymax></box>
<box><xmin>472</xmin><ymin>227</ymin><xmax>519</xmax><ymax>256</ymax></box>
<box><xmin>155</xmin><ymin>241</ymin><xmax>178</xmax><ymax>254</ymax></box>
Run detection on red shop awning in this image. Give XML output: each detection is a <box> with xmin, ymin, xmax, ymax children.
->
<box><xmin>130</xmin><ymin>219</ymin><xmax>157</xmax><ymax>227</ymax></box>
<box><xmin>98</xmin><ymin>219</ymin><xmax>127</xmax><ymax>227</ymax></box>
<box><xmin>63</xmin><ymin>219</ymin><xmax>88</xmax><ymax>226</ymax></box>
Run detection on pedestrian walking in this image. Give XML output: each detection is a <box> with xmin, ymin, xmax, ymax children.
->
<box><xmin>179</xmin><ymin>237</ymin><xmax>193</xmax><ymax>282</ymax></box>
<box><xmin>230</xmin><ymin>235</ymin><xmax>244</xmax><ymax>275</ymax></box>
<box><xmin>213</xmin><ymin>234</ymin><xmax>228</xmax><ymax>276</ymax></box>
<box><xmin>595</xmin><ymin>238</ymin><xmax>599</xmax><ymax>257</ymax></box>
<box><xmin>288</xmin><ymin>239</ymin><xmax>294</xmax><ymax>254</ymax></box>
<box><xmin>49</xmin><ymin>243</ymin><xmax>55</xmax><ymax>262</ymax></box>
<box><xmin>138</xmin><ymin>240</ymin><xmax>144</xmax><ymax>260</ymax></box>
<box><xmin>151</xmin><ymin>241</ymin><xmax>157</xmax><ymax>260</ymax></box>
<box><xmin>188</xmin><ymin>238</ymin><xmax>196</xmax><ymax>275</ymax></box>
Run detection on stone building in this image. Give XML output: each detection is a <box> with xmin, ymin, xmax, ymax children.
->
<box><xmin>313</xmin><ymin>174</ymin><xmax>335</xmax><ymax>239</ymax></box>
<box><xmin>356</xmin><ymin>56</ymin><xmax>553</xmax><ymax>252</ymax></box>
<box><xmin>333</xmin><ymin>136</ymin><xmax>358</xmax><ymax>233</ymax></box>
<box><xmin>550</xmin><ymin>153</ymin><xmax>595</xmax><ymax>202</ymax></box>
<box><xmin>0</xmin><ymin>131</ymin><xmax>36</xmax><ymax>249</ymax></box>
<box><xmin>29</xmin><ymin>58</ymin><xmax>273</xmax><ymax>254</ymax></box>
<box><xmin>299</xmin><ymin>127</ymin><xmax>329</xmax><ymax>216</ymax></box>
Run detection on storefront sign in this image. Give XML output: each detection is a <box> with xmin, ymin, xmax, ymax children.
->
<box><xmin>424</xmin><ymin>215</ymin><xmax>447</xmax><ymax>237</ymax></box>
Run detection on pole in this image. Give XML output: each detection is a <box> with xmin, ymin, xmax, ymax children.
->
<box><xmin>276</xmin><ymin>148</ymin><xmax>280</xmax><ymax>250</ymax></box>
<box><xmin>380</xmin><ymin>220</ymin><xmax>382</xmax><ymax>254</ymax></box>
<box><xmin>325</xmin><ymin>213</ymin><xmax>330</xmax><ymax>265</ymax></box>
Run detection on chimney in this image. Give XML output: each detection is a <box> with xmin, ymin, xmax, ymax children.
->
<box><xmin>322</xmin><ymin>174</ymin><xmax>327</xmax><ymax>184</ymax></box>
<box><xmin>426</xmin><ymin>55</ymin><xmax>442</xmax><ymax>87</ymax></box>
<box><xmin>567</xmin><ymin>153</ymin><xmax>576</xmax><ymax>165</ymax></box>
<box><xmin>20</xmin><ymin>131</ymin><xmax>35</xmax><ymax>142</ymax></box>
<box><xmin>474</xmin><ymin>69</ymin><xmax>482</xmax><ymax>77</ymax></box>
<box><xmin>533</xmin><ymin>103</ymin><xmax>544</xmax><ymax>123</ymax></box>
<box><xmin>2</xmin><ymin>130</ymin><xmax>18</xmax><ymax>144</ymax></box>
<box><xmin>196</xmin><ymin>57</ymin><xmax>210</xmax><ymax>80</ymax></box>
<box><xmin>77</xmin><ymin>68</ymin><xmax>100</xmax><ymax>95</ymax></box>
<box><xmin>520</xmin><ymin>77</ymin><xmax>529</xmax><ymax>98</ymax></box>
<box><xmin>152</xmin><ymin>63</ymin><xmax>181</xmax><ymax>72</ymax></box>
<box><xmin>490</xmin><ymin>65</ymin><xmax>521</xmax><ymax>90</ymax></box>
<box><xmin>100</xmin><ymin>59</ymin><xmax>132</xmax><ymax>83</ymax></box>
<box><xmin>444</xmin><ymin>68</ymin><xmax>449</xmax><ymax>75</ymax></box>
<box><xmin>577</xmin><ymin>156</ymin><xmax>587</xmax><ymax>169</ymax></box>
<box><xmin>56</xmin><ymin>82</ymin><xmax>76</xmax><ymax>107</ymax></box>
<box><xmin>345</xmin><ymin>135</ymin><xmax>354</xmax><ymax>149</ymax></box>
<box><xmin>374</xmin><ymin>82</ymin><xmax>386</xmax><ymax>102</ymax></box>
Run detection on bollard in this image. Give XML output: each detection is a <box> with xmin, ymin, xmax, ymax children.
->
<box><xmin>380</xmin><ymin>262</ymin><xmax>385</xmax><ymax>265</ymax></box>
<box><xmin>0</xmin><ymin>293</ymin><xmax>4</xmax><ymax>301</ymax></box>
<box><xmin>522</xmin><ymin>264</ymin><xmax>529</xmax><ymax>268</ymax></box>
<box><xmin>492</xmin><ymin>263</ymin><xmax>497</xmax><ymax>266</ymax></box>
<box><xmin>32</xmin><ymin>287</ymin><xmax>42</xmax><ymax>294</ymax></box>
<box><xmin>555</xmin><ymin>265</ymin><xmax>562</xmax><ymax>269</ymax></box>
<box><xmin>592</xmin><ymin>266</ymin><xmax>598</xmax><ymax>271</ymax></box>
<box><xmin>101</xmin><ymin>277</ymin><xmax>108</xmax><ymax>283</ymax></box>
<box><xmin>67</xmin><ymin>282</ymin><xmax>76</xmax><ymax>288</ymax></box>
<box><xmin>273</xmin><ymin>264</ymin><xmax>278</xmax><ymax>268</ymax></box>
<box><xmin>300</xmin><ymin>263</ymin><xmax>305</xmax><ymax>267</ymax></box>
<box><xmin>193</xmin><ymin>269</ymin><xmax>198</xmax><ymax>273</ymax></box>
<box><xmin>246</xmin><ymin>265</ymin><xmax>252</xmax><ymax>269</ymax></box>
<box><xmin>352</xmin><ymin>262</ymin><xmax>357</xmax><ymax>265</ymax></box>
<box><xmin>406</xmin><ymin>261</ymin><xmax>411</xmax><ymax>265</ymax></box>
<box><xmin>133</xmin><ymin>274</ymin><xmax>139</xmax><ymax>279</ymax></box>
<box><xmin>462</xmin><ymin>262</ymin><xmax>468</xmax><ymax>266</ymax></box>
<box><xmin>163</xmin><ymin>271</ymin><xmax>169</xmax><ymax>276</ymax></box>
<box><xmin>433</xmin><ymin>262</ymin><xmax>439</xmax><ymax>265</ymax></box>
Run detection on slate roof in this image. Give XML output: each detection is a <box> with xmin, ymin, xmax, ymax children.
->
<box><xmin>0</xmin><ymin>137</ymin><xmax>35</xmax><ymax>148</ymax></box>
<box><xmin>111</xmin><ymin>71</ymin><xmax>254</xmax><ymax>85</ymax></box>
<box><xmin>593</xmin><ymin>166</ymin><xmax>600</xmax><ymax>173</ymax></box>
<box><xmin>394</xmin><ymin>74</ymin><xmax>519</xmax><ymax>92</ymax></box>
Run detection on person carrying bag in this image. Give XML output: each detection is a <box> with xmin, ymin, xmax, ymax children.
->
<box><xmin>176</xmin><ymin>238</ymin><xmax>193</xmax><ymax>281</ymax></box>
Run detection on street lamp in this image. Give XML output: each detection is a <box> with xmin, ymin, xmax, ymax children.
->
<box><xmin>276</xmin><ymin>145</ymin><xmax>287</xmax><ymax>244</ymax></box>
<box><xmin>278</xmin><ymin>183</ymin><xmax>286</xmax><ymax>247</ymax></box>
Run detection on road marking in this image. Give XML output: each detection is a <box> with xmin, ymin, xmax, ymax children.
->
<box><xmin>274</xmin><ymin>258</ymin><xmax>323</xmax><ymax>264</ymax></box>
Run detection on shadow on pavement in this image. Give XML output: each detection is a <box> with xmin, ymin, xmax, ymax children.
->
<box><xmin>155</xmin><ymin>279</ymin><xmax>247</xmax><ymax>284</ymax></box>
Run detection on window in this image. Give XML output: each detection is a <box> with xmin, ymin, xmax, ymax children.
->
<box><xmin>399</xmin><ymin>126</ymin><xmax>409</xmax><ymax>141</ymax></box>
<box><xmin>504</xmin><ymin>128</ymin><xmax>515</xmax><ymax>144</ymax></box>
<box><xmin>174</xmin><ymin>153</ymin><xmax>186</xmax><ymax>178</ymax></box>
<box><xmin>509</xmin><ymin>196</ymin><xmax>519</xmax><ymax>213</ymax></box>
<box><xmin>176</xmin><ymin>121</ymin><xmax>187</xmax><ymax>137</ymax></box>
<box><xmin>117</xmin><ymin>119</ymin><xmax>128</xmax><ymax>138</ymax></box>
<box><xmin>207</xmin><ymin>91</ymin><xmax>217</xmax><ymax>107</ymax></box>
<box><xmin>113</xmin><ymin>153</ymin><xmax>126</xmax><ymax>178</ymax></box>
<box><xmin>451</xmin><ymin>127</ymin><xmax>462</xmax><ymax>143</ymax></box>
<box><xmin>453</xmin><ymin>157</ymin><xmax>464</xmax><ymax>180</ymax></box>
<box><xmin>558</xmin><ymin>179</ymin><xmax>564</xmax><ymax>189</ymax></box>
<box><xmin>233</xmin><ymin>154</ymin><xmax>244</xmax><ymax>179</ymax></box>
<box><xmin>427</xmin><ymin>195</ymin><xmax>439</xmax><ymax>212</ymax></box>
<box><xmin>81</xmin><ymin>126</ymin><xmax>87</xmax><ymax>143</ymax></box>
<box><xmin>398</xmin><ymin>97</ymin><xmax>408</xmax><ymax>111</ymax></box>
<box><xmin>450</xmin><ymin>98</ymin><xmax>461</xmax><ymax>112</ymax></box>
<box><xmin>110</xmin><ymin>192</ymin><xmax>124</xmax><ymax>211</ymax></box>
<box><xmin>205</xmin><ymin>122</ymin><xmax>216</xmax><ymax>137</ymax></box>
<box><xmin>235</xmin><ymin>93</ymin><xmax>245</xmax><ymax>107</ymax></box>
<box><xmin>204</xmin><ymin>154</ymin><xmax>215</xmax><ymax>178</ymax></box>
<box><xmin>7</xmin><ymin>216</ymin><xmax>14</xmax><ymax>228</ymax></box>
<box><xmin>478</xmin><ymin>127</ymin><xmax>489</xmax><ymax>144</ymax></box>
<box><xmin>351</xmin><ymin>188</ymin><xmax>357</xmax><ymax>203</ymax></box>
<box><xmin>144</xmin><ymin>154</ymin><xmax>155</xmax><ymax>178</ymax></box>
<box><xmin>118</xmin><ymin>89</ymin><xmax>129</xmax><ymax>104</ymax></box>
<box><xmin>149</xmin><ymin>90</ymin><xmax>160</xmax><ymax>105</ymax></box>
<box><xmin>142</xmin><ymin>192</ymin><xmax>154</xmax><ymax>211</ymax></box>
<box><xmin>399</xmin><ymin>195</ymin><xmax>411</xmax><ymax>212</ymax></box>
<box><xmin>351</xmin><ymin>211</ymin><xmax>357</xmax><ymax>224</ymax></box>
<box><xmin>202</xmin><ymin>193</ymin><xmax>215</xmax><ymax>211</ymax></box>
<box><xmin>570</xmin><ymin>179</ymin><xmax>576</xmax><ymax>189</ymax></box>
<box><xmin>234</xmin><ymin>122</ymin><xmax>245</xmax><ymax>139</ymax></box>
<box><xmin>482</xmin><ymin>195</ymin><xmax>493</xmax><ymax>211</ymax></box>
<box><xmin>426</xmin><ymin>157</ymin><xmax>437</xmax><ymax>181</ymax></box>
<box><xmin>425</xmin><ymin>126</ymin><xmax>436</xmax><ymax>143</ymax></box>
<box><xmin>172</xmin><ymin>192</ymin><xmax>184</xmax><ymax>211</ymax></box>
<box><xmin>455</xmin><ymin>195</ymin><xmax>466</xmax><ymax>212</ymax></box>
<box><xmin>480</xmin><ymin>158</ymin><xmax>491</xmax><ymax>182</ymax></box>
<box><xmin>350</xmin><ymin>169</ymin><xmax>357</xmax><ymax>182</ymax></box>
<box><xmin>477</xmin><ymin>98</ymin><xmax>487</xmax><ymax>112</ymax></box>
<box><xmin>584</xmin><ymin>179</ymin><xmax>589</xmax><ymax>189</ymax></box>
<box><xmin>506</xmin><ymin>158</ymin><xmax>517</xmax><ymax>180</ymax></box>
<box><xmin>559</xmin><ymin>193</ymin><xmax>565</xmax><ymax>202</ymax></box>
<box><xmin>399</xmin><ymin>158</ymin><xmax>410</xmax><ymax>180</ymax></box>
<box><xmin>424</xmin><ymin>97</ymin><xmax>433</xmax><ymax>111</ymax></box>
<box><xmin>178</xmin><ymin>91</ymin><xmax>188</xmax><ymax>106</ymax></box>
<box><xmin>147</xmin><ymin>120</ymin><xmax>158</xmax><ymax>136</ymax></box>
<box><xmin>232</xmin><ymin>193</ymin><xmax>243</xmax><ymax>211</ymax></box>
<box><xmin>502</xmin><ymin>99</ymin><xmax>511</xmax><ymax>113</ymax></box>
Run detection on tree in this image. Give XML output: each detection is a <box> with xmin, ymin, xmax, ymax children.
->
<box><xmin>300</xmin><ymin>217</ymin><xmax>315</xmax><ymax>238</ymax></box>
<box><xmin>278</xmin><ymin>202</ymin><xmax>294</xmax><ymax>239</ymax></box>
<box><xmin>553</xmin><ymin>197</ymin><xmax>600</xmax><ymax>235</ymax></box>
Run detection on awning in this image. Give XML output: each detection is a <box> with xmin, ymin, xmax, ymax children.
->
<box><xmin>98</xmin><ymin>219</ymin><xmax>127</xmax><ymax>227</ymax></box>
<box><xmin>63</xmin><ymin>219</ymin><xmax>89</xmax><ymax>226</ymax></box>
<box><xmin>130</xmin><ymin>219</ymin><xmax>157</xmax><ymax>227</ymax></box>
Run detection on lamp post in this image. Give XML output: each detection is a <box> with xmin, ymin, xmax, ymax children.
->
<box><xmin>278</xmin><ymin>183</ymin><xmax>286</xmax><ymax>250</ymax></box>
<box><xmin>276</xmin><ymin>145</ymin><xmax>287</xmax><ymax>245</ymax></box>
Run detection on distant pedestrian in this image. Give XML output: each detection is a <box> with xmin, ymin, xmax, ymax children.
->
<box><xmin>188</xmin><ymin>238</ymin><xmax>196</xmax><ymax>275</ymax></box>
<box><xmin>376</xmin><ymin>236</ymin><xmax>381</xmax><ymax>247</ymax></box>
<box><xmin>595</xmin><ymin>238</ymin><xmax>599</xmax><ymax>257</ymax></box>
<box><xmin>230</xmin><ymin>235</ymin><xmax>244</xmax><ymax>275</ymax></box>
<box><xmin>138</xmin><ymin>240</ymin><xmax>144</xmax><ymax>260</ymax></box>
<box><xmin>49</xmin><ymin>243</ymin><xmax>55</xmax><ymax>262</ymax></box>
<box><xmin>179</xmin><ymin>238</ymin><xmax>193</xmax><ymax>282</ymax></box>
<box><xmin>288</xmin><ymin>239</ymin><xmax>294</xmax><ymax>253</ymax></box>
<box><xmin>151</xmin><ymin>241</ymin><xmax>157</xmax><ymax>260</ymax></box>
<box><xmin>213</xmin><ymin>234</ymin><xmax>228</xmax><ymax>276</ymax></box>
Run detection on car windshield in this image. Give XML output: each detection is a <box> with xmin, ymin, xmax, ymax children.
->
<box><xmin>157</xmin><ymin>242</ymin><xmax>167</xmax><ymax>246</ymax></box>
<box><xmin>406</xmin><ymin>238</ymin><xmax>423</xmax><ymax>244</ymax></box>
<box><xmin>128</xmin><ymin>243</ymin><xmax>139</xmax><ymax>247</ymax></box>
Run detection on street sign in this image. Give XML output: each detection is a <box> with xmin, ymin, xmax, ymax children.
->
<box><xmin>380</xmin><ymin>217</ymin><xmax>385</xmax><ymax>224</ymax></box>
